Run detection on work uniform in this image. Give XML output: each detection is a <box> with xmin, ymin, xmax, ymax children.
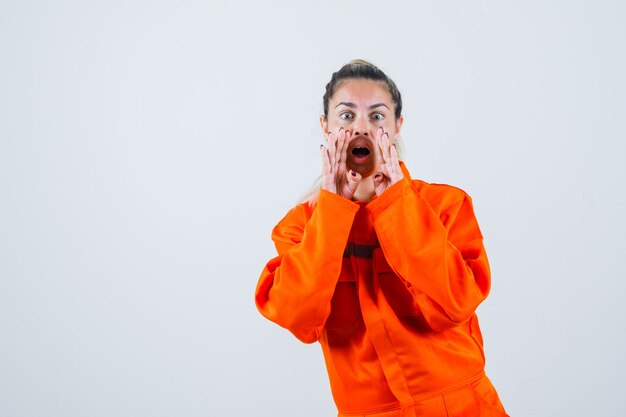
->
<box><xmin>255</xmin><ymin>163</ymin><xmax>508</xmax><ymax>417</ymax></box>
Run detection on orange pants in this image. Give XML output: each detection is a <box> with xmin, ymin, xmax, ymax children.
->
<box><xmin>337</xmin><ymin>374</ymin><xmax>508</xmax><ymax>417</ymax></box>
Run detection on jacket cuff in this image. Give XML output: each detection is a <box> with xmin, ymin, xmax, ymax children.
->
<box><xmin>318</xmin><ymin>188</ymin><xmax>360</xmax><ymax>213</ymax></box>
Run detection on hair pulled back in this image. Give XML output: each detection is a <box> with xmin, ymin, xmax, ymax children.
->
<box><xmin>323</xmin><ymin>59</ymin><xmax>402</xmax><ymax>120</ymax></box>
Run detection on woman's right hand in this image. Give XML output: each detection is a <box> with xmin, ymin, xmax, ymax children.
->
<box><xmin>321</xmin><ymin>128</ymin><xmax>362</xmax><ymax>200</ymax></box>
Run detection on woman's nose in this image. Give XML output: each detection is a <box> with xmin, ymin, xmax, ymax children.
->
<box><xmin>352</xmin><ymin>117</ymin><xmax>370</xmax><ymax>136</ymax></box>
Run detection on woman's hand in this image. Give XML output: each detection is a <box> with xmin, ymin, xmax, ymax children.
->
<box><xmin>373</xmin><ymin>128</ymin><xmax>403</xmax><ymax>196</ymax></box>
<box><xmin>321</xmin><ymin>128</ymin><xmax>362</xmax><ymax>200</ymax></box>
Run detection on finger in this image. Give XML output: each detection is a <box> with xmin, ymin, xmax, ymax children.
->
<box><xmin>374</xmin><ymin>128</ymin><xmax>385</xmax><ymax>165</ymax></box>
<box><xmin>320</xmin><ymin>145</ymin><xmax>331</xmax><ymax>175</ymax></box>
<box><xmin>373</xmin><ymin>172</ymin><xmax>385</xmax><ymax>188</ymax></box>
<box><xmin>336</xmin><ymin>128</ymin><xmax>346</xmax><ymax>168</ymax></box>
<box><xmin>339</xmin><ymin>129</ymin><xmax>350</xmax><ymax>166</ymax></box>
<box><xmin>321</xmin><ymin>145</ymin><xmax>335</xmax><ymax>192</ymax></box>
<box><xmin>389</xmin><ymin>144</ymin><xmax>402</xmax><ymax>179</ymax></box>
<box><xmin>328</xmin><ymin>131</ymin><xmax>337</xmax><ymax>168</ymax></box>
<box><xmin>381</xmin><ymin>131</ymin><xmax>392</xmax><ymax>163</ymax></box>
<box><xmin>389</xmin><ymin>144</ymin><xmax>402</xmax><ymax>172</ymax></box>
<box><xmin>373</xmin><ymin>171</ymin><xmax>389</xmax><ymax>196</ymax></box>
<box><xmin>336</xmin><ymin>129</ymin><xmax>348</xmax><ymax>177</ymax></box>
<box><xmin>390</xmin><ymin>143</ymin><xmax>399</xmax><ymax>165</ymax></box>
<box><xmin>379</xmin><ymin>163</ymin><xmax>390</xmax><ymax>179</ymax></box>
<box><xmin>346</xmin><ymin>169</ymin><xmax>362</xmax><ymax>194</ymax></box>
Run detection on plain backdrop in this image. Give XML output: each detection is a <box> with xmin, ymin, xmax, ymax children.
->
<box><xmin>1</xmin><ymin>1</ymin><xmax>625</xmax><ymax>416</ymax></box>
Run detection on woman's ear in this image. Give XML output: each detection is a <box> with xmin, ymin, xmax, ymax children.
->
<box><xmin>320</xmin><ymin>115</ymin><xmax>328</xmax><ymax>135</ymax></box>
<box><xmin>395</xmin><ymin>115</ymin><xmax>404</xmax><ymax>136</ymax></box>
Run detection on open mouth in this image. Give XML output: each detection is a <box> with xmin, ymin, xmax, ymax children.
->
<box><xmin>351</xmin><ymin>147</ymin><xmax>371</xmax><ymax>157</ymax></box>
<box><xmin>348</xmin><ymin>136</ymin><xmax>373</xmax><ymax>166</ymax></box>
<box><xmin>348</xmin><ymin>137</ymin><xmax>374</xmax><ymax>166</ymax></box>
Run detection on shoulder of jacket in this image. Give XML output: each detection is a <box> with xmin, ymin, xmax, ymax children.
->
<box><xmin>411</xmin><ymin>179</ymin><xmax>470</xmax><ymax>211</ymax></box>
<box><xmin>275</xmin><ymin>200</ymin><xmax>314</xmax><ymax>229</ymax></box>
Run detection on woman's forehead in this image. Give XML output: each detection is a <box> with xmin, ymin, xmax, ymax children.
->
<box><xmin>331</xmin><ymin>79</ymin><xmax>392</xmax><ymax>105</ymax></box>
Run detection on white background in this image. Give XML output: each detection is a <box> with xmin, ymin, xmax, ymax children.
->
<box><xmin>1</xmin><ymin>1</ymin><xmax>625</xmax><ymax>416</ymax></box>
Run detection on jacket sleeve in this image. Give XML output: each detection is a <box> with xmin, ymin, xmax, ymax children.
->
<box><xmin>255</xmin><ymin>190</ymin><xmax>359</xmax><ymax>343</ymax></box>
<box><xmin>366</xmin><ymin>174</ymin><xmax>491</xmax><ymax>332</ymax></box>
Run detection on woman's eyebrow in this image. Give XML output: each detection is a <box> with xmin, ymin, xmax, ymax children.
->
<box><xmin>334</xmin><ymin>102</ymin><xmax>390</xmax><ymax>110</ymax></box>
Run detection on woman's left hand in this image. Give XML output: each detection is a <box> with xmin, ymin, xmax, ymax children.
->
<box><xmin>321</xmin><ymin>128</ymin><xmax>362</xmax><ymax>200</ymax></box>
<box><xmin>372</xmin><ymin>128</ymin><xmax>403</xmax><ymax>196</ymax></box>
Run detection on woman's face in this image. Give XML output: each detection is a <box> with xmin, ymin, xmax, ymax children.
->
<box><xmin>321</xmin><ymin>78</ymin><xmax>403</xmax><ymax>177</ymax></box>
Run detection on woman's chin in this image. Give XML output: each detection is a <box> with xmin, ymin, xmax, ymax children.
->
<box><xmin>347</xmin><ymin>161</ymin><xmax>375</xmax><ymax>178</ymax></box>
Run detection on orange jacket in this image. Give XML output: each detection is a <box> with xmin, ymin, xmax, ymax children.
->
<box><xmin>255</xmin><ymin>163</ymin><xmax>507</xmax><ymax>416</ymax></box>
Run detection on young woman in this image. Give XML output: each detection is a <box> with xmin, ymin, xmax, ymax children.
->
<box><xmin>255</xmin><ymin>60</ymin><xmax>508</xmax><ymax>417</ymax></box>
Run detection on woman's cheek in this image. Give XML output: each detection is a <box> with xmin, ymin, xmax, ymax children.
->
<box><xmin>328</xmin><ymin>120</ymin><xmax>347</xmax><ymax>132</ymax></box>
<box><xmin>339</xmin><ymin>119</ymin><xmax>352</xmax><ymax>129</ymax></box>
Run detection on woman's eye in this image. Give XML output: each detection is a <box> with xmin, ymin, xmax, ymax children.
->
<box><xmin>371</xmin><ymin>113</ymin><xmax>384</xmax><ymax>121</ymax></box>
<box><xmin>340</xmin><ymin>112</ymin><xmax>354</xmax><ymax>120</ymax></box>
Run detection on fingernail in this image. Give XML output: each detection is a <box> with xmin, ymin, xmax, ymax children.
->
<box><xmin>351</xmin><ymin>171</ymin><xmax>356</xmax><ymax>177</ymax></box>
